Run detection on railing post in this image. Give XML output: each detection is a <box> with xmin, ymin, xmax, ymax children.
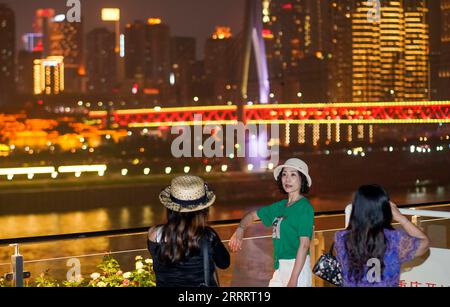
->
<box><xmin>411</xmin><ymin>215</ymin><xmax>422</xmax><ymax>227</ymax></box>
<box><xmin>345</xmin><ymin>204</ymin><xmax>352</xmax><ymax>228</ymax></box>
<box><xmin>10</xmin><ymin>244</ymin><xmax>24</xmax><ymax>287</ymax></box>
<box><xmin>311</xmin><ymin>226</ymin><xmax>316</xmax><ymax>287</ymax></box>
<box><xmin>313</xmin><ymin>231</ymin><xmax>325</xmax><ymax>287</ymax></box>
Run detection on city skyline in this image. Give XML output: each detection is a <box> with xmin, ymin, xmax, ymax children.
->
<box><xmin>4</xmin><ymin>0</ymin><xmax>245</xmax><ymax>59</ymax></box>
<box><xmin>0</xmin><ymin>0</ymin><xmax>448</xmax><ymax>106</ymax></box>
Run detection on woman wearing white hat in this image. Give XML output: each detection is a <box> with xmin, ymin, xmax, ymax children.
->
<box><xmin>229</xmin><ymin>158</ymin><xmax>314</xmax><ymax>287</ymax></box>
<box><xmin>148</xmin><ymin>175</ymin><xmax>230</xmax><ymax>287</ymax></box>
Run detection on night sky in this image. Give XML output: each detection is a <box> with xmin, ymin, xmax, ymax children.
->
<box><xmin>4</xmin><ymin>0</ymin><xmax>245</xmax><ymax>59</ymax></box>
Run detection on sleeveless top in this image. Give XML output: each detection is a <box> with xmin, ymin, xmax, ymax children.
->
<box><xmin>147</xmin><ymin>226</ymin><xmax>230</xmax><ymax>287</ymax></box>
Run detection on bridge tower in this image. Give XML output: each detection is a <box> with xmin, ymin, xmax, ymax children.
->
<box><xmin>240</xmin><ymin>0</ymin><xmax>270</xmax><ymax>107</ymax></box>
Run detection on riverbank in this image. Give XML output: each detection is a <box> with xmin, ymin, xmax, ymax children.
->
<box><xmin>0</xmin><ymin>150</ymin><xmax>448</xmax><ymax>216</ymax></box>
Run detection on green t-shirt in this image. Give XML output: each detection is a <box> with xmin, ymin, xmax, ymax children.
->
<box><xmin>257</xmin><ymin>198</ymin><xmax>314</xmax><ymax>270</ymax></box>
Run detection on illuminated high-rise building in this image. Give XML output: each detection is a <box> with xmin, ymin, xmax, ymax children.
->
<box><xmin>427</xmin><ymin>0</ymin><xmax>441</xmax><ymax>99</ymax></box>
<box><xmin>379</xmin><ymin>1</ymin><xmax>406</xmax><ymax>101</ymax></box>
<box><xmin>145</xmin><ymin>19</ymin><xmax>171</xmax><ymax>86</ymax></box>
<box><xmin>50</xmin><ymin>15</ymin><xmax>83</xmax><ymax>66</ymax></box>
<box><xmin>171</xmin><ymin>37</ymin><xmax>196</xmax><ymax>105</ymax></box>
<box><xmin>352</xmin><ymin>0</ymin><xmax>429</xmax><ymax>102</ymax></box>
<box><xmin>438</xmin><ymin>0</ymin><xmax>450</xmax><ymax>98</ymax></box>
<box><xmin>205</xmin><ymin>27</ymin><xmax>234</xmax><ymax>78</ymax></box>
<box><xmin>17</xmin><ymin>50</ymin><xmax>42</xmax><ymax>94</ymax></box>
<box><xmin>49</xmin><ymin>14</ymin><xmax>83</xmax><ymax>92</ymax></box>
<box><xmin>205</xmin><ymin>27</ymin><xmax>239</xmax><ymax>104</ymax></box>
<box><xmin>263</xmin><ymin>0</ymin><xmax>330</xmax><ymax>70</ymax></box>
<box><xmin>0</xmin><ymin>3</ymin><xmax>15</xmax><ymax>105</ymax></box>
<box><xmin>125</xmin><ymin>19</ymin><xmax>170</xmax><ymax>86</ymax></box>
<box><xmin>328</xmin><ymin>0</ymin><xmax>354</xmax><ymax>102</ymax></box>
<box><xmin>297</xmin><ymin>0</ymin><xmax>333</xmax><ymax>103</ymax></box>
<box><xmin>352</xmin><ymin>1</ymin><xmax>388</xmax><ymax>102</ymax></box>
<box><xmin>124</xmin><ymin>19</ymin><xmax>171</xmax><ymax>103</ymax></box>
<box><xmin>262</xmin><ymin>0</ymin><xmax>333</xmax><ymax>102</ymax></box>
<box><xmin>34</xmin><ymin>56</ymin><xmax>65</xmax><ymax>95</ymax></box>
<box><xmin>86</xmin><ymin>27</ymin><xmax>116</xmax><ymax>93</ymax></box>
<box><xmin>125</xmin><ymin>20</ymin><xmax>145</xmax><ymax>80</ymax></box>
<box><xmin>33</xmin><ymin>9</ymin><xmax>55</xmax><ymax>56</ymax></box>
<box><xmin>404</xmin><ymin>0</ymin><xmax>429</xmax><ymax>100</ymax></box>
<box><xmin>263</xmin><ymin>0</ymin><xmax>304</xmax><ymax>79</ymax></box>
<box><xmin>101</xmin><ymin>8</ymin><xmax>124</xmax><ymax>83</ymax></box>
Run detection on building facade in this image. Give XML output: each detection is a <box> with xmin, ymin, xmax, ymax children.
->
<box><xmin>170</xmin><ymin>36</ymin><xmax>196</xmax><ymax>105</ymax></box>
<box><xmin>352</xmin><ymin>0</ymin><xmax>429</xmax><ymax>102</ymax></box>
<box><xmin>125</xmin><ymin>19</ymin><xmax>171</xmax><ymax>103</ymax></box>
<box><xmin>33</xmin><ymin>56</ymin><xmax>65</xmax><ymax>95</ymax></box>
<box><xmin>0</xmin><ymin>3</ymin><xmax>15</xmax><ymax>105</ymax></box>
<box><xmin>49</xmin><ymin>14</ymin><xmax>83</xmax><ymax>93</ymax></box>
<box><xmin>86</xmin><ymin>27</ymin><xmax>116</xmax><ymax>93</ymax></box>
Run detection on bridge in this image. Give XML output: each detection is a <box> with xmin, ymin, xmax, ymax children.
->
<box><xmin>89</xmin><ymin>101</ymin><xmax>450</xmax><ymax>128</ymax></box>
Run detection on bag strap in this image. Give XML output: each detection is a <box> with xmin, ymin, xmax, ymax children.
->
<box><xmin>202</xmin><ymin>237</ymin><xmax>210</xmax><ymax>287</ymax></box>
<box><xmin>328</xmin><ymin>243</ymin><xmax>335</xmax><ymax>256</ymax></box>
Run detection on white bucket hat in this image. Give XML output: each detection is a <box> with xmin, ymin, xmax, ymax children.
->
<box><xmin>273</xmin><ymin>158</ymin><xmax>312</xmax><ymax>187</ymax></box>
<box><xmin>159</xmin><ymin>175</ymin><xmax>216</xmax><ymax>213</ymax></box>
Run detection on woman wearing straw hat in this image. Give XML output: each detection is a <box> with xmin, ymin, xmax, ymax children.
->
<box><xmin>229</xmin><ymin>158</ymin><xmax>314</xmax><ymax>287</ymax></box>
<box><xmin>147</xmin><ymin>175</ymin><xmax>230</xmax><ymax>287</ymax></box>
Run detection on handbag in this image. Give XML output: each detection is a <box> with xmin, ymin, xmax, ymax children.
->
<box><xmin>312</xmin><ymin>243</ymin><xmax>344</xmax><ymax>287</ymax></box>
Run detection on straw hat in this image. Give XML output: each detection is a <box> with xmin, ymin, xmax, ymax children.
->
<box><xmin>273</xmin><ymin>158</ymin><xmax>312</xmax><ymax>187</ymax></box>
<box><xmin>159</xmin><ymin>175</ymin><xmax>216</xmax><ymax>213</ymax></box>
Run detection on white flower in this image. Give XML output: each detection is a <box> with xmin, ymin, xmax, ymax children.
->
<box><xmin>123</xmin><ymin>272</ymin><xmax>132</xmax><ymax>279</ymax></box>
<box><xmin>135</xmin><ymin>256</ymin><xmax>143</xmax><ymax>261</ymax></box>
<box><xmin>97</xmin><ymin>281</ymin><xmax>107</xmax><ymax>287</ymax></box>
<box><xmin>145</xmin><ymin>258</ymin><xmax>153</xmax><ymax>264</ymax></box>
<box><xmin>135</xmin><ymin>261</ymin><xmax>144</xmax><ymax>270</ymax></box>
<box><xmin>90</xmin><ymin>272</ymin><xmax>101</xmax><ymax>280</ymax></box>
<box><xmin>137</xmin><ymin>269</ymin><xmax>144</xmax><ymax>274</ymax></box>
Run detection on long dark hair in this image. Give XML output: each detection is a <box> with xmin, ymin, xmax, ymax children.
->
<box><xmin>158</xmin><ymin>208</ymin><xmax>209</xmax><ymax>265</ymax></box>
<box><xmin>344</xmin><ymin>185</ymin><xmax>393</xmax><ymax>283</ymax></box>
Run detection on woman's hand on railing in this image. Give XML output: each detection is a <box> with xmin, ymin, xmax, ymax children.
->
<box><xmin>228</xmin><ymin>227</ymin><xmax>244</xmax><ymax>252</ymax></box>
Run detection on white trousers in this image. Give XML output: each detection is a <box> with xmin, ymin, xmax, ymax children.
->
<box><xmin>268</xmin><ymin>256</ymin><xmax>312</xmax><ymax>287</ymax></box>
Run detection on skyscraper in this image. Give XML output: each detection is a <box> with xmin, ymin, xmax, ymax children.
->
<box><xmin>262</xmin><ymin>0</ymin><xmax>332</xmax><ymax>102</ymax></box>
<box><xmin>125</xmin><ymin>20</ymin><xmax>146</xmax><ymax>80</ymax></box>
<box><xmin>263</xmin><ymin>0</ymin><xmax>304</xmax><ymax>79</ymax></box>
<box><xmin>50</xmin><ymin>14</ymin><xmax>83</xmax><ymax>92</ymax></box>
<box><xmin>171</xmin><ymin>37</ymin><xmax>196</xmax><ymax>105</ymax></box>
<box><xmin>328</xmin><ymin>0</ymin><xmax>354</xmax><ymax>102</ymax></box>
<box><xmin>125</xmin><ymin>18</ymin><xmax>171</xmax><ymax>102</ymax></box>
<box><xmin>204</xmin><ymin>27</ymin><xmax>238</xmax><ymax>104</ymax></box>
<box><xmin>86</xmin><ymin>27</ymin><xmax>116</xmax><ymax>93</ymax></box>
<box><xmin>404</xmin><ymin>0</ymin><xmax>429</xmax><ymax>100</ymax></box>
<box><xmin>190</xmin><ymin>60</ymin><xmax>211</xmax><ymax>104</ymax></box>
<box><xmin>145</xmin><ymin>19</ymin><xmax>171</xmax><ymax>86</ymax></box>
<box><xmin>33</xmin><ymin>9</ymin><xmax>55</xmax><ymax>57</ymax></box>
<box><xmin>34</xmin><ymin>56</ymin><xmax>65</xmax><ymax>95</ymax></box>
<box><xmin>439</xmin><ymin>0</ymin><xmax>450</xmax><ymax>98</ymax></box>
<box><xmin>428</xmin><ymin>0</ymin><xmax>441</xmax><ymax>99</ymax></box>
<box><xmin>352</xmin><ymin>0</ymin><xmax>429</xmax><ymax>102</ymax></box>
<box><xmin>17</xmin><ymin>50</ymin><xmax>42</xmax><ymax>94</ymax></box>
<box><xmin>0</xmin><ymin>3</ymin><xmax>15</xmax><ymax>105</ymax></box>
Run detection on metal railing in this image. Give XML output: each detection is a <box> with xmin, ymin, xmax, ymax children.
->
<box><xmin>1</xmin><ymin>200</ymin><xmax>449</xmax><ymax>287</ymax></box>
<box><xmin>345</xmin><ymin>203</ymin><xmax>450</xmax><ymax>227</ymax></box>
